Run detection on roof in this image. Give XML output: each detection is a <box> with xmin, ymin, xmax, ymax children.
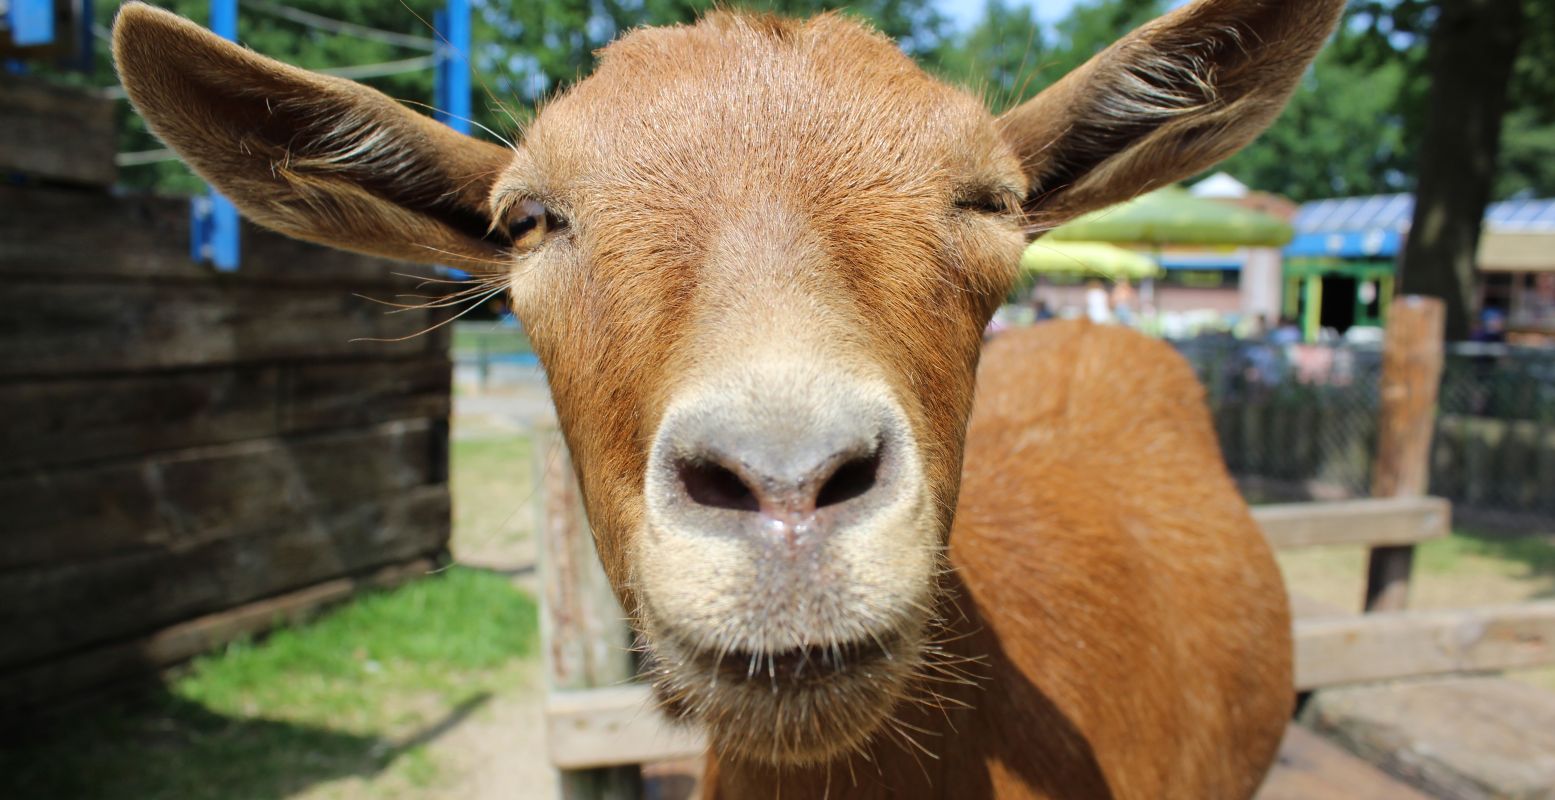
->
<box><xmin>1050</xmin><ymin>186</ymin><xmax>1293</xmax><ymax>247</ymax></box>
<box><xmin>1286</xmin><ymin>195</ymin><xmax>1555</xmax><ymax>259</ymax></box>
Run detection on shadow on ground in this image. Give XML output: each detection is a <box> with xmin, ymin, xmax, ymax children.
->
<box><xmin>1450</xmin><ymin>528</ymin><xmax>1555</xmax><ymax>600</ymax></box>
<box><xmin>0</xmin><ymin>687</ymin><xmax>490</xmax><ymax>800</ymax></box>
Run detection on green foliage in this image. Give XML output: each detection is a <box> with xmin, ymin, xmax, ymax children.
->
<box><xmin>1041</xmin><ymin>0</ymin><xmax>1161</xmax><ymax>81</ymax></box>
<box><xmin>935</xmin><ymin>0</ymin><xmax>1164</xmax><ymax>113</ymax></box>
<box><xmin>934</xmin><ymin>0</ymin><xmax>1045</xmax><ymax>112</ymax></box>
<box><xmin>72</xmin><ymin>0</ymin><xmax>1555</xmax><ymax>201</ymax></box>
<box><xmin>1216</xmin><ymin>45</ymin><xmax>1411</xmax><ymax>201</ymax></box>
<box><xmin>1223</xmin><ymin>0</ymin><xmax>1553</xmax><ymax>201</ymax></box>
<box><xmin>91</xmin><ymin>0</ymin><xmax>946</xmax><ymax>191</ymax></box>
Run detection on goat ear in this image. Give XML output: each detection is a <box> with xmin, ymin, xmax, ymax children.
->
<box><xmin>999</xmin><ymin>0</ymin><xmax>1344</xmax><ymax>231</ymax></box>
<box><xmin>112</xmin><ymin>2</ymin><xmax>512</xmax><ymax>268</ymax></box>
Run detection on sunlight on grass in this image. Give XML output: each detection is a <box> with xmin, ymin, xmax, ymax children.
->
<box><xmin>1278</xmin><ymin>528</ymin><xmax>1555</xmax><ymax>614</ymax></box>
<box><xmin>451</xmin><ymin>435</ymin><xmax>537</xmax><ymax>567</ymax></box>
<box><xmin>2</xmin><ymin>568</ymin><xmax>538</xmax><ymax>800</ymax></box>
<box><xmin>179</xmin><ymin>566</ymin><xmax>537</xmax><ymax>724</ymax></box>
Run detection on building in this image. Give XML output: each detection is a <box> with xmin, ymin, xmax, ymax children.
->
<box><xmin>1285</xmin><ymin>195</ymin><xmax>1555</xmax><ymax>340</ymax></box>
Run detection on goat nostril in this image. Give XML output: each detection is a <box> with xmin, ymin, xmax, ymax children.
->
<box><xmin>815</xmin><ymin>451</ymin><xmax>880</xmax><ymax>510</ymax></box>
<box><xmin>678</xmin><ymin>459</ymin><xmax>761</xmax><ymax>512</ymax></box>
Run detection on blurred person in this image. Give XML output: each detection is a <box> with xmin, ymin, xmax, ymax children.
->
<box><xmin>1111</xmin><ymin>280</ymin><xmax>1137</xmax><ymax>326</ymax></box>
<box><xmin>1085</xmin><ymin>279</ymin><xmax>1111</xmax><ymax>324</ymax></box>
<box><xmin>1472</xmin><ymin>308</ymin><xmax>1507</xmax><ymax>344</ymax></box>
<box><xmin>1269</xmin><ymin>316</ymin><xmax>1302</xmax><ymax>346</ymax></box>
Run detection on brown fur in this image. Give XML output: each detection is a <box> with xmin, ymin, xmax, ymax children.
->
<box><xmin>112</xmin><ymin>1</ymin><xmax>1341</xmax><ymax>796</ymax></box>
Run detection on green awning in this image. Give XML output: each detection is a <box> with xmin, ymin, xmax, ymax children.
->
<box><xmin>1020</xmin><ymin>241</ymin><xmax>1161</xmax><ymax>280</ymax></box>
<box><xmin>1048</xmin><ymin>186</ymin><xmax>1294</xmax><ymax>247</ymax></box>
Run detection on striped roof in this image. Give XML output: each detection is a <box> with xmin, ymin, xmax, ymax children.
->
<box><xmin>1293</xmin><ymin>194</ymin><xmax>1555</xmax><ymax>235</ymax></box>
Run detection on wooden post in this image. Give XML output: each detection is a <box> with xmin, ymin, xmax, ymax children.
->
<box><xmin>477</xmin><ymin>334</ymin><xmax>489</xmax><ymax>392</ymax></box>
<box><xmin>1364</xmin><ymin>296</ymin><xmax>1446</xmax><ymax>612</ymax></box>
<box><xmin>535</xmin><ymin>422</ymin><xmax>644</xmax><ymax>799</ymax></box>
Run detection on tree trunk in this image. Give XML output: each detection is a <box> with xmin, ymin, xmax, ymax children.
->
<box><xmin>1398</xmin><ymin>0</ymin><xmax>1525</xmax><ymax>341</ymax></box>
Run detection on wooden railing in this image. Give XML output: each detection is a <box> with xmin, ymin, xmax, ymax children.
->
<box><xmin>535</xmin><ymin>487</ymin><xmax>1555</xmax><ymax>779</ymax></box>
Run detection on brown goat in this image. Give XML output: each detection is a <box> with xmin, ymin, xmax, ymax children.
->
<box><xmin>113</xmin><ymin>1</ymin><xmax>1343</xmax><ymax>796</ymax></box>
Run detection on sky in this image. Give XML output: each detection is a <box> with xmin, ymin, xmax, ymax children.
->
<box><xmin>935</xmin><ymin>0</ymin><xmax>1085</xmax><ymax>32</ymax></box>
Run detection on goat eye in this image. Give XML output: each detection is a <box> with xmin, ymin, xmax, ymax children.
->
<box><xmin>955</xmin><ymin>191</ymin><xmax>1022</xmax><ymax>218</ymax></box>
<box><xmin>505</xmin><ymin>198</ymin><xmax>567</xmax><ymax>248</ymax></box>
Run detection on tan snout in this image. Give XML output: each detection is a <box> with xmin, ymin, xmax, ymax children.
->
<box><xmin>639</xmin><ymin>359</ymin><xmax>938</xmax><ymax>658</ymax></box>
<box><xmin>657</xmin><ymin>388</ymin><xmax>902</xmax><ymax>554</ymax></box>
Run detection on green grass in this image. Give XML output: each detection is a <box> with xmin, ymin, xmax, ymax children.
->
<box><xmin>1416</xmin><ymin>529</ymin><xmax>1555</xmax><ymax>580</ymax></box>
<box><xmin>2</xmin><ymin>567</ymin><xmax>537</xmax><ymax>800</ymax></box>
<box><xmin>450</xmin><ymin>325</ymin><xmax>532</xmax><ymax>358</ymax></box>
<box><xmin>1279</xmin><ymin>527</ymin><xmax>1555</xmax><ymax>613</ymax></box>
<box><xmin>450</xmin><ymin>435</ymin><xmax>536</xmax><ymax>566</ymax></box>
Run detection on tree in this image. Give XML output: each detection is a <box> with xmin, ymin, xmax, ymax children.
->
<box><xmin>1042</xmin><ymin>0</ymin><xmax>1161</xmax><ymax>80</ymax></box>
<box><xmin>89</xmin><ymin>0</ymin><xmax>950</xmax><ymax>192</ymax></box>
<box><xmin>936</xmin><ymin>0</ymin><xmax>1163</xmax><ymax>114</ymax></box>
<box><xmin>1398</xmin><ymin>0</ymin><xmax>1526</xmax><ymax>340</ymax></box>
<box><xmin>934</xmin><ymin>0</ymin><xmax>1045</xmax><ymax>113</ymax></box>
<box><xmin>1215</xmin><ymin>44</ymin><xmax>1408</xmax><ymax>201</ymax></box>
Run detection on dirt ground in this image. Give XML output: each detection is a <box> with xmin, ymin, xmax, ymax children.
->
<box><xmin>299</xmin><ymin>382</ymin><xmax>565</xmax><ymax>800</ymax></box>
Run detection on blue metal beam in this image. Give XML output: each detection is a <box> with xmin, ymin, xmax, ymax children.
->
<box><xmin>192</xmin><ymin>0</ymin><xmax>241</xmax><ymax>271</ymax></box>
<box><xmin>433</xmin><ymin>0</ymin><xmax>472</xmax><ymax>135</ymax></box>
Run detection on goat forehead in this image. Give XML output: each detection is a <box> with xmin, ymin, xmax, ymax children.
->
<box><xmin>524</xmin><ymin>13</ymin><xmax>999</xmax><ymax>190</ymax></box>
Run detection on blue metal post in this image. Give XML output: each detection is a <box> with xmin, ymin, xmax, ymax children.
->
<box><xmin>433</xmin><ymin>0</ymin><xmax>472</xmax><ymax>135</ymax></box>
<box><xmin>7</xmin><ymin>0</ymin><xmax>55</xmax><ymax>47</ymax></box>
<box><xmin>74</xmin><ymin>0</ymin><xmax>94</xmax><ymax>72</ymax></box>
<box><xmin>194</xmin><ymin>0</ymin><xmax>241</xmax><ymax>271</ymax></box>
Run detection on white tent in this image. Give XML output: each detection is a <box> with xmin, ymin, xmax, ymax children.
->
<box><xmin>1190</xmin><ymin>172</ymin><xmax>1250</xmax><ymax>199</ymax></box>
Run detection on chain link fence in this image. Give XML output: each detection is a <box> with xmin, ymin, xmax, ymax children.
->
<box><xmin>1173</xmin><ymin>336</ymin><xmax>1555</xmax><ymax>529</ymax></box>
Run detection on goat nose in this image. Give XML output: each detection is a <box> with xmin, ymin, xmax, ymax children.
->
<box><xmin>675</xmin><ymin>443</ymin><xmax>883</xmax><ymax>520</ymax></box>
<box><xmin>647</xmin><ymin>369</ymin><xmax>914</xmax><ymax>550</ymax></box>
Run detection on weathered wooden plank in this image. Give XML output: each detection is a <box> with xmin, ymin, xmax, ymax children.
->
<box><xmin>0</xmin><ymin>184</ymin><xmax>450</xmax><ymax>285</ymax></box>
<box><xmin>0</xmin><ymin>78</ymin><xmax>115</xmax><ymax>186</ymax></box>
<box><xmin>1306</xmin><ymin>677</ymin><xmax>1555</xmax><ymax>800</ymax></box>
<box><xmin>0</xmin><ymin>357</ymin><xmax>449</xmax><ymax>472</ymax></box>
<box><xmin>540</xmin><ymin>602</ymin><xmax>1555</xmax><ymax>772</ymax></box>
<box><xmin>544</xmin><ymin>692</ymin><xmax>1453</xmax><ymax>798</ymax></box>
<box><xmin>1294</xmin><ymin>603</ymin><xmax>1555</xmax><ymax>690</ymax></box>
<box><xmin>0</xmin><ymin>281</ymin><xmax>449</xmax><ymax>377</ymax></box>
<box><xmin>0</xmin><ymin>558</ymin><xmax>434</xmax><ymax>716</ymax></box>
<box><xmin>1255</xmin><ymin>724</ymin><xmax>1434</xmax><ymax>800</ymax></box>
<box><xmin>0</xmin><ymin>484</ymin><xmax>449</xmax><ymax>670</ymax></box>
<box><xmin>538</xmin><ymin>426</ymin><xmax>635</xmax><ymax>691</ymax></box>
<box><xmin>535</xmin><ymin>425</ymin><xmax>645</xmax><ymax>798</ymax></box>
<box><xmin>0</xmin><ymin>420</ymin><xmax>441</xmax><ymax>570</ymax></box>
<box><xmin>548</xmin><ymin>685</ymin><xmax>706</xmax><ymax>771</ymax></box>
<box><xmin>1253</xmin><ymin>497</ymin><xmax>1451</xmax><ymax>550</ymax></box>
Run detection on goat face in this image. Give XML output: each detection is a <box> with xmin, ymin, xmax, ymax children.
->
<box><xmin>503</xmin><ymin>15</ymin><xmax>1024</xmax><ymax>764</ymax></box>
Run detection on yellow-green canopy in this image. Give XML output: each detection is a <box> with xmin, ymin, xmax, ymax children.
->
<box><xmin>1048</xmin><ymin>185</ymin><xmax>1294</xmax><ymax>247</ymax></box>
<box><xmin>1020</xmin><ymin>240</ymin><xmax>1161</xmax><ymax>280</ymax></box>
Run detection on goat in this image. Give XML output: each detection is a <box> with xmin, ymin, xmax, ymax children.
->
<box><xmin>113</xmin><ymin>1</ymin><xmax>1344</xmax><ymax>796</ymax></box>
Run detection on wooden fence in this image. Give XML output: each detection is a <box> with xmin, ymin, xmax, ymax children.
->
<box><xmin>0</xmin><ymin>77</ymin><xmax>453</xmax><ymax>714</ymax></box>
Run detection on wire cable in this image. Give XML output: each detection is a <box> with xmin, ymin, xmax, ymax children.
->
<box><xmin>244</xmin><ymin>0</ymin><xmax>438</xmax><ymax>51</ymax></box>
